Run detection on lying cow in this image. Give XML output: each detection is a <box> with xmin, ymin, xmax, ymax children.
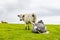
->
<box><xmin>18</xmin><ymin>13</ymin><xmax>36</xmax><ymax>30</ymax></box>
<box><xmin>1</xmin><ymin>21</ymin><xmax>8</xmax><ymax>24</ymax></box>
<box><xmin>32</xmin><ymin>20</ymin><xmax>47</xmax><ymax>33</ymax></box>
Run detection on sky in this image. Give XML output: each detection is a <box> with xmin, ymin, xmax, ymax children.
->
<box><xmin>0</xmin><ymin>0</ymin><xmax>60</xmax><ymax>24</ymax></box>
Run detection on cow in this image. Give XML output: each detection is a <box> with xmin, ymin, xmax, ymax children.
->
<box><xmin>32</xmin><ymin>20</ymin><xmax>47</xmax><ymax>33</ymax></box>
<box><xmin>1</xmin><ymin>21</ymin><xmax>8</xmax><ymax>24</ymax></box>
<box><xmin>17</xmin><ymin>13</ymin><xmax>36</xmax><ymax>30</ymax></box>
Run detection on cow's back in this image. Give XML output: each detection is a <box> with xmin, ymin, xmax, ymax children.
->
<box><xmin>23</xmin><ymin>14</ymin><xmax>36</xmax><ymax>23</ymax></box>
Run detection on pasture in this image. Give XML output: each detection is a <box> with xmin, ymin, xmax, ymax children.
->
<box><xmin>0</xmin><ymin>23</ymin><xmax>60</xmax><ymax>40</ymax></box>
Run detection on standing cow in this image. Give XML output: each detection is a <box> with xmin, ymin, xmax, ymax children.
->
<box><xmin>18</xmin><ymin>13</ymin><xmax>36</xmax><ymax>30</ymax></box>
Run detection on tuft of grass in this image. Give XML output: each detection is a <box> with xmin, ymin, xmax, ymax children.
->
<box><xmin>0</xmin><ymin>23</ymin><xmax>60</xmax><ymax>40</ymax></box>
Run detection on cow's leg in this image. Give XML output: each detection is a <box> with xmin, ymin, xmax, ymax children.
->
<box><xmin>28</xmin><ymin>24</ymin><xmax>30</xmax><ymax>30</ymax></box>
<box><xmin>25</xmin><ymin>24</ymin><xmax>28</xmax><ymax>30</ymax></box>
<box><xmin>25</xmin><ymin>23</ymin><xmax>30</xmax><ymax>30</ymax></box>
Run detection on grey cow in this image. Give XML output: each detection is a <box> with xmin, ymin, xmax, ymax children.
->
<box><xmin>32</xmin><ymin>20</ymin><xmax>46</xmax><ymax>33</ymax></box>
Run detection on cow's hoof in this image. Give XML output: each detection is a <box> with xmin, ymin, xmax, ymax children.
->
<box><xmin>28</xmin><ymin>28</ymin><xmax>30</xmax><ymax>30</ymax></box>
<box><xmin>25</xmin><ymin>28</ymin><xmax>27</xmax><ymax>30</ymax></box>
<box><xmin>25</xmin><ymin>27</ymin><xmax>27</xmax><ymax>30</ymax></box>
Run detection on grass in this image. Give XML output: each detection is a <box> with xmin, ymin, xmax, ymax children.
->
<box><xmin>0</xmin><ymin>23</ymin><xmax>60</xmax><ymax>40</ymax></box>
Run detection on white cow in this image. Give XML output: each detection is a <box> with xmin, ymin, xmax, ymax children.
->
<box><xmin>1</xmin><ymin>21</ymin><xmax>8</xmax><ymax>24</ymax></box>
<box><xmin>18</xmin><ymin>13</ymin><xmax>36</xmax><ymax>30</ymax></box>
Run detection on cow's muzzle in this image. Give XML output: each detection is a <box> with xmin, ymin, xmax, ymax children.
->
<box><xmin>20</xmin><ymin>19</ymin><xmax>22</xmax><ymax>21</ymax></box>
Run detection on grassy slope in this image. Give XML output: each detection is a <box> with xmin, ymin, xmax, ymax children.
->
<box><xmin>0</xmin><ymin>24</ymin><xmax>60</xmax><ymax>40</ymax></box>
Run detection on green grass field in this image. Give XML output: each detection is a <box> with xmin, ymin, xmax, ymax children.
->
<box><xmin>0</xmin><ymin>23</ymin><xmax>60</xmax><ymax>40</ymax></box>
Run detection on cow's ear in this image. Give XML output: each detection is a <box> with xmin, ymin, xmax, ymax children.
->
<box><xmin>18</xmin><ymin>15</ymin><xmax>20</xmax><ymax>17</ymax></box>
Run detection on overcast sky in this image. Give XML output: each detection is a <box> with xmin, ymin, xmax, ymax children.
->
<box><xmin>0</xmin><ymin>0</ymin><xmax>60</xmax><ymax>24</ymax></box>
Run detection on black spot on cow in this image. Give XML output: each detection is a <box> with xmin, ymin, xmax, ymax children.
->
<box><xmin>22</xmin><ymin>15</ymin><xmax>25</xmax><ymax>20</ymax></box>
<box><xmin>22</xmin><ymin>15</ymin><xmax>25</xmax><ymax>17</ymax></box>
<box><xmin>32</xmin><ymin>14</ymin><xmax>35</xmax><ymax>17</ymax></box>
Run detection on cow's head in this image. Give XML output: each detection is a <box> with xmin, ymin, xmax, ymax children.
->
<box><xmin>18</xmin><ymin>14</ymin><xmax>25</xmax><ymax>21</ymax></box>
<box><xmin>38</xmin><ymin>20</ymin><xmax>44</xmax><ymax>24</ymax></box>
<box><xmin>33</xmin><ymin>20</ymin><xmax>44</xmax><ymax>27</ymax></box>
